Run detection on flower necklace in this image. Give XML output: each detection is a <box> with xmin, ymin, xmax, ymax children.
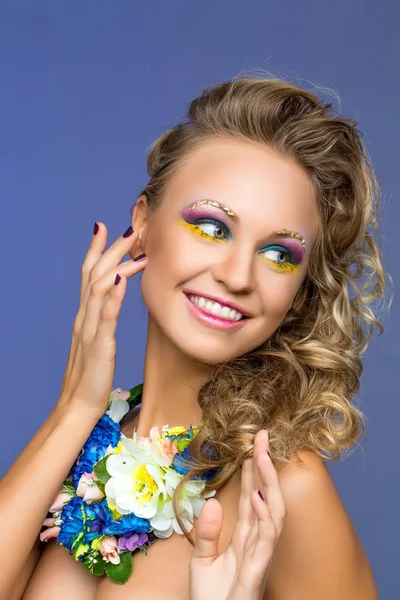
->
<box><xmin>40</xmin><ymin>384</ymin><xmax>217</xmax><ymax>584</ymax></box>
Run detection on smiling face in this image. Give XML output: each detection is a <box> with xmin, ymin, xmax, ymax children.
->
<box><xmin>134</xmin><ymin>137</ymin><xmax>320</xmax><ymax>365</ymax></box>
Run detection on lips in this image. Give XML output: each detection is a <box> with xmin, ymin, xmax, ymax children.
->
<box><xmin>183</xmin><ymin>292</ymin><xmax>248</xmax><ymax>331</ymax></box>
<box><xmin>182</xmin><ymin>290</ymin><xmax>251</xmax><ymax>318</ymax></box>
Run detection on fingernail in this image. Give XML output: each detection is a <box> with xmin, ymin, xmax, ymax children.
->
<box><xmin>122</xmin><ymin>225</ymin><xmax>134</xmax><ymax>238</ymax></box>
<box><xmin>114</xmin><ymin>274</ymin><xmax>121</xmax><ymax>285</ymax></box>
<box><xmin>93</xmin><ymin>222</ymin><xmax>99</xmax><ymax>235</ymax></box>
<box><xmin>133</xmin><ymin>253</ymin><xmax>146</xmax><ymax>262</ymax></box>
<box><xmin>257</xmin><ymin>490</ymin><xmax>264</xmax><ymax>501</ymax></box>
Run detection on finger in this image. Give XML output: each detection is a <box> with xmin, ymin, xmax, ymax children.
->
<box><xmin>69</xmin><ymin>255</ymin><xmax>147</xmax><ymax>399</ymax></box>
<box><xmin>255</xmin><ymin>449</ymin><xmax>286</xmax><ymax>534</ymax></box>
<box><xmin>72</xmin><ymin>273</ymin><xmax>127</xmax><ymax>411</ymax></box>
<box><xmin>237</xmin><ymin>457</ymin><xmax>256</xmax><ymax>526</ymax></box>
<box><xmin>61</xmin><ymin>222</ymin><xmax>108</xmax><ymax>397</ymax></box>
<box><xmin>80</xmin><ymin>257</ymin><xmax>147</xmax><ymax>354</ymax></box>
<box><xmin>246</xmin><ymin>489</ymin><xmax>277</xmax><ymax>584</ymax></box>
<box><xmin>79</xmin><ymin>226</ymin><xmax>139</xmax><ymax>325</ymax></box>
<box><xmin>253</xmin><ymin>429</ymin><xmax>269</xmax><ymax>495</ymax></box>
<box><xmin>80</xmin><ymin>221</ymin><xmax>109</xmax><ymax>304</ymax></box>
<box><xmin>64</xmin><ymin>227</ymin><xmax>141</xmax><ymax>398</ymax></box>
<box><xmin>191</xmin><ymin>498</ymin><xmax>223</xmax><ymax>566</ymax></box>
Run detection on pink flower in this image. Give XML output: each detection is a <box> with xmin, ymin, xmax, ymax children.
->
<box><xmin>49</xmin><ymin>489</ymin><xmax>74</xmax><ymax>513</ymax></box>
<box><xmin>76</xmin><ymin>472</ymin><xmax>105</xmax><ymax>503</ymax></box>
<box><xmin>39</xmin><ymin>526</ymin><xmax>60</xmax><ymax>542</ymax></box>
<box><xmin>160</xmin><ymin>437</ymin><xmax>178</xmax><ymax>462</ymax></box>
<box><xmin>99</xmin><ymin>536</ymin><xmax>120</xmax><ymax>564</ymax></box>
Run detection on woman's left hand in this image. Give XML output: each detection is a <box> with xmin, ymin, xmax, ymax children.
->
<box><xmin>189</xmin><ymin>429</ymin><xmax>286</xmax><ymax>600</ymax></box>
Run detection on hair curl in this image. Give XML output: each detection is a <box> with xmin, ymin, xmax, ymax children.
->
<box><xmin>133</xmin><ymin>70</ymin><xmax>393</xmax><ymax>545</ymax></box>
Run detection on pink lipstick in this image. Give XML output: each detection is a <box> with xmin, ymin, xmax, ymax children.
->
<box><xmin>183</xmin><ymin>293</ymin><xmax>249</xmax><ymax>331</ymax></box>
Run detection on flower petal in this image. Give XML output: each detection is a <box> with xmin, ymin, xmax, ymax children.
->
<box><xmin>105</xmin><ymin>399</ymin><xmax>130</xmax><ymax>424</ymax></box>
<box><xmin>150</xmin><ymin>512</ymin><xmax>172</xmax><ymax>531</ymax></box>
<box><xmin>106</xmin><ymin>454</ymin><xmax>136</xmax><ymax>477</ymax></box>
<box><xmin>152</xmin><ymin>523</ymin><xmax>174</xmax><ymax>538</ymax></box>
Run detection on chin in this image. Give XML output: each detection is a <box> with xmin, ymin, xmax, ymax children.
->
<box><xmin>176</xmin><ymin>338</ymin><xmax>245</xmax><ymax>366</ymax></box>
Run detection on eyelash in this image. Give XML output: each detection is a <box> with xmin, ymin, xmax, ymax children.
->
<box><xmin>190</xmin><ymin>218</ymin><xmax>298</xmax><ymax>271</ymax></box>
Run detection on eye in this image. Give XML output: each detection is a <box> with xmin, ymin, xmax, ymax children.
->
<box><xmin>193</xmin><ymin>218</ymin><xmax>231</xmax><ymax>241</ymax></box>
<box><xmin>259</xmin><ymin>245</ymin><xmax>295</xmax><ymax>271</ymax></box>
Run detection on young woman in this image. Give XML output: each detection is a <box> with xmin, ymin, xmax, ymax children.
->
<box><xmin>1</xmin><ymin>74</ymin><xmax>387</xmax><ymax>600</ymax></box>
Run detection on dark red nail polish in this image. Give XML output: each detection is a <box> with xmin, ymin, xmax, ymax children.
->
<box><xmin>93</xmin><ymin>222</ymin><xmax>99</xmax><ymax>235</ymax></box>
<box><xmin>133</xmin><ymin>253</ymin><xmax>146</xmax><ymax>262</ymax></box>
<box><xmin>122</xmin><ymin>225</ymin><xmax>134</xmax><ymax>237</ymax></box>
<box><xmin>114</xmin><ymin>274</ymin><xmax>121</xmax><ymax>285</ymax></box>
<box><xmin>257</xmin><ymin>489</ymin><xmax>264</xmax><ymax>501</ymax></box>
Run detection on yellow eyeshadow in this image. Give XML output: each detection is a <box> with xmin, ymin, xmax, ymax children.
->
<box><xmin>259</xmin><ymin>255</ymin><xmax>300</xmax><ymax>273</ymax></box>
<box><xmin>178</xmin><ymin>217</ymin><xmax>225</xmax><ymax>243</ymax></box>
<box><xmin>178</xmin><ymin>216</ymin><xmax>300</xmax><ymax>273</ymax></box>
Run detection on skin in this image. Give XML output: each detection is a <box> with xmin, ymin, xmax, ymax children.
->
<box><xmin>126</xmin><ymin>137</ymin><xmax>319</xmax><ymax>439</ymax></box>
<box><xmin>22</xmin><ymin>137</ymin><xmax>378</xmax><ymax>599</ymax></box>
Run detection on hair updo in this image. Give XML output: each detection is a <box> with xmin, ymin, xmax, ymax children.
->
<box><xmin>133</xmin><ymin>71</ymin><xmax>392</xmax><ymax>544</ymax></box>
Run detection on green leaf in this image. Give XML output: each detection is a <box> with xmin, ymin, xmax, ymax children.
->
<box><xmin>62</xmin><ymin>479</ymin><xmax>76</xmax><ymax>494</ymax></box>
<box><xmin>81</xmin><ymin>551</ymin><xmax>106</xmax><ymax>577</ymax></box>
<box><xmin>104</xmin><ymin>551</ymin><xmax>133</xmax><ymax>584</ymax></box>
<box><xmin>128</xmin><ymin>383</ymin><xmax>143</xmax><ymax>404</ymax></box>
<box><xmin>93</xmin><ymin>455</ymin><xmax>111</xmax><ymax>484</ymax></box>
<box><xmin>95</xmin><ymin>479</ymin><xmax>106</xmax><ymax>494</ymax></box>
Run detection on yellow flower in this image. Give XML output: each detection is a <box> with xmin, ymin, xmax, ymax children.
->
<box><xmin>163</xmin><ymin>426</ymin><xmax>187</xmax><ymax>437</ymax></box>
<box><xmin>113</xmin><ymin>441</ymin><xmax>124</xmax><ymax>454</ymax></box>
<box><xmin>133</xmin><ymin>464</ymin><xmax>158</xmax><ymax>505</ymax></box>
<box><xmin>91</xmin><ymin>536</ymin><xmax>104</xmax><ymax>551</ymax></box>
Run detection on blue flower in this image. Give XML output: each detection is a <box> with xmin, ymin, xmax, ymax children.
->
<box><xmin>172</xmin><ymin>446</ymin><xmax>192</xmax><ymax>475</ymax></box>
<box><xmin>172</xmin><ymin>444</ymin><xmax>220</xmax><ymax>482</ymax></box>
<box><xmin>69</xmin><ymin>414</ymin><xmax>121</xmax><ymax>486</ymax></box>
<box><xmin>85</xmin><ymin>498</ymin><xmax>150</xmax><ymax>536</ymax></box>
<box><xmin>104</xmin><ymin>512</ymin><xmax>150</xmax><ymax>536</ymax></box>
<box><xmin>57</xmin><ymin>496</ymin><xmax>97</xmax><ymax>552</ymax></box>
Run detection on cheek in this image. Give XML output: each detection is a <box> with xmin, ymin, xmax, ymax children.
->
<box><xmin>140</xmin><ymin>222</ymin><xmax>200</xmax><ymax>300</ymax></box>
<box><xmin>258</xmin><ymin>277</ymin><xmax>299</xmax><ymax>317</ymax></box>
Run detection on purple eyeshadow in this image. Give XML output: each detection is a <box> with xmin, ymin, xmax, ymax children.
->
<box><xmin>180</xmin><ymin>204</ymin><xmax>305</xmax><ymax>263</ymax></box>
<box><xmin>180</xmin><ymin>205</ymin><xmax>229</xmax><ymax>226</ymax></box>
<box><xmin>278</xmin><ymin>239</ymin><xmax>304</xmax><ymax>264</ymax></box>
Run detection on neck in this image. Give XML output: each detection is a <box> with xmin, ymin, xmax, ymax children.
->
<box><xmin>133</xmin><ymin>314</ymin><xmax>212</xmax><ymax>438</ymax></box>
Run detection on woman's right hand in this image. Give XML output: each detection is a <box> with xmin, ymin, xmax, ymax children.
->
<box><xmin>58</xmin><ymin>222</ymin><xmax>147</xmax><ymax>416</ymax></box>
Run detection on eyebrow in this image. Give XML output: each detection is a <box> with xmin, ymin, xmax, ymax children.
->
<box><xmin>187</xmin><ymin>199</ymin><xmax>307</xmax><ymax>250</ymax></box>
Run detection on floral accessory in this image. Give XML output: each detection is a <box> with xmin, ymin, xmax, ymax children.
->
<box><xmin>40</xmin><ymin>384</ymin><xmax>218</xmax><ymax>584</ymax></box>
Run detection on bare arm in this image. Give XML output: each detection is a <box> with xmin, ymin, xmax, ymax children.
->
<box><xmin>0</xmin><ymin>220</ymin><xmax>146</xmax><ymax>599</ymax></box>
<box><xmin>0</xmin><ymin>400</ymin><xmax>103</xmax><ymax>598</ymax></box>
<box><xmin>8</xmin><ymin>538</ymin><xmax>42</xmax><ymax>600</ymax></box>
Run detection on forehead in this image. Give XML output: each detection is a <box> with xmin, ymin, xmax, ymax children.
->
<box><xmin>163</xmin><ymin>138</ymin><xmax>320</xmax><ymax>243</ymax></box>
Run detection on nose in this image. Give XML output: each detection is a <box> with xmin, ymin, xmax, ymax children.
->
<box><xmin>211</xmin><ymin>244</ymin><xmax>256</xmax><ymax>294</ymax></box>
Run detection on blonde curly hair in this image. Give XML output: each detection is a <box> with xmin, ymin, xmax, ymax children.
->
<box><xmin>134</xmin><ymin>71</ymin><xmax>393</xmax><ymax>544</ymax></box>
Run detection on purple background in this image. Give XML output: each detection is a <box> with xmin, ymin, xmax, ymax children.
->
<box><xmin>0</xmin><ymin>1</ymin><xmax>398</xmax><ymax>597</ymax></box>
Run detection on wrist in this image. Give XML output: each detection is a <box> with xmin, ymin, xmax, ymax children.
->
<box><xmin>67</xmin><ymin>396</ymin><xmax>106</xmax><ymax>423</ymax></box>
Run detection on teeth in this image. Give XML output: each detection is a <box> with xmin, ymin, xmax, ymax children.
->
<box><xmin>188</xmin><ymin>295</ymin><xmax>243</xmax><ymax>321</ymax></box>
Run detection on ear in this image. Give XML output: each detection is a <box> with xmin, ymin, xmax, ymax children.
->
<box><xmin>128</xmin><ymin>194</ymin><xmax>150</xmax><ymax>260</ymax></box>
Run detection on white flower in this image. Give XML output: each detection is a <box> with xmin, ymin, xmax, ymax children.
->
<box><xmin>104</xmin><ymin>436</ymin><xmax>172</xmax><ymax>518</ymax></box>
<box><xmin>102</xmin><ymin>429</ymin><xmax>216</xmax><ymax>538</ymax></box>
<box><xmin>150</xmin><ymin>479</ymin><xmax>216</xmax><ymax>538</ymax></box>
<box><xmin>105</xmin><ymin>388</ymin><xmax>131</xmax><ymax>423</ymax></box>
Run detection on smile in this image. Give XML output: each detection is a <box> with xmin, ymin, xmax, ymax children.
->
<box><xmin>183</xmin><ymin>293</ymin><xmax>249</xmax><ymax>331</ymax></box>
<box><xmin>188</xmin><ymin>294</ymin><xmax>243</xmax><ymax>320</ymax></box>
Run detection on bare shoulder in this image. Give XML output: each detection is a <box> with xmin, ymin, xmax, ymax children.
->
<box><xmin>264</xmin><ymin>449</ymin><xmax>379</xmax><ymax>600</ymax></box>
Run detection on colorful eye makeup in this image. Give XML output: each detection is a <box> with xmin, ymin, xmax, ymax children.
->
<box><xmin>178</xmin><ymin>199</ymin><xmax>306</xmax><ymax>273</ymax></box>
